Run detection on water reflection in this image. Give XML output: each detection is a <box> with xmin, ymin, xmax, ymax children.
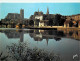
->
<box><xmin>0</xmin><ymin>30</ymin><xmax>24</xmax><ymax>42</ymax></box>
<box><xmin>0</xmin><ymin>29</ymin><xmax>80</xmax><ymax>61</ymax></box>
<box><xmin>1</xmin><ymin>29</ymin><xmax>80</xmax><ymax>41</ymax></box>
<box><xmin>29</xmin><ymin>29</ymin><xmax>65</xmax><ymax>45</ymax></box>
<box><xmin>58</xmin><ymin>29</ymin><xmax>80</xmax><ymax>40</ymax></box>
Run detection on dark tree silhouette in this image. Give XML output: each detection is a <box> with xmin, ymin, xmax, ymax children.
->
<box><xmin>29</xmin><ymin>20</ymin><xmax>34</xmax><ymax>26</ymax></box>
<box><xmin>69</xmin><ymin>21</ymin><xmax>74</xmax><ymax>27</ymax></box>
<box><xmin>19</xmin><ymin>23</ymin><xmax>22</xmax><ymax>28</ymax></box>
<box><xmin>54</xmin><ymin>14</ymin><xmax>62</xmax><ymax>26</ymax></box>
<box><xmin>75</xmin><ymin>21</ymin><xmax>78</xmax><ymax>27</ymax></box>
<box><xmin>59</xmin><ymin>18</ymin><xmax>66</xmax><ymax>26</ymax></box>
<box><xmin>0</xmin><ymin>21</ymin><xmax>2</xmax><ymax>27</ymax></box>
<box><xmin>0</xmin><ymin>21</ymin><xmax>2</xmax><ymax>24</ymax></box>
<box><xmin>48</xmin><ymin>18</ymin><xmax>54</xmax><ymax>26</ymax></box>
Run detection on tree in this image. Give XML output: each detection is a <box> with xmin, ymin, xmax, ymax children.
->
<box><xmin>0</xmin><ymin>21</ymin><xmax>2</xmax><ymax>27</ymax></box>
<box><xmin>19</xmin><ymin>23</ymin><xmax>22</xmax><ymax>28</ymax></box>
<box><xmin>75</xmin><ymin>21</ymin><xmax>78</xmax><ymax>27</ymax></box>
<box><xmin>54</xmin><ymin>14</ymin><xmax>61</xmax><ymax>26</ymax></box>
<box><xmin>29</xmin><ymin>20</ymin><xmax>34</xmax><ymax>26</ymax></box>
<box><xmin>0</xmin><ymin>21</ymin><xmax>2</xmax><ymax>25</ymax></box>
<box><xmin>59</xmin><ymin>18</ymin><xmax>66</xmax><ymax>26</ymax></box>
<box><xmin>48</xmin><ymin>18</ymin><xmax>54</xmax><ymax>26</ymax></box>
<box><xmin>69</xmin><ymin>21</ymin><xmax>73</xmax><ymax>27</ymax></box>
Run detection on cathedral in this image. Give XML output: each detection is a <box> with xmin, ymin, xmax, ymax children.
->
<box><xmin>29</xmin><ymin>7</ymin><xmax>55</xmax><ymax>27</ymax></box>
<box><xmin>5</xmin><ymin>9</ymin><xmax>24</xmax><ymax>20</ymax></box>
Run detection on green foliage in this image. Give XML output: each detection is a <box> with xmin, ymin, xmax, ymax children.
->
<box><xmin>29</xmin><ymin>20</ymin><xmax>34</xmax><ymax>26</ymax></box>
<box><xmin>6</xmin><ymin>42</ymin><xmax>61</xmax><ymax>61</ymax></box>
<box><xmin>0</xmin><ymin>52</ymin><xmax>8</xmax><ymax>61</ymax></box>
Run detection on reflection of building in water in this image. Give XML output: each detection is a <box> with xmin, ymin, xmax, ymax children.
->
<box><xmin>29</xmin><ymin>29</ymin><xmax>63</xmax><ymax>45</ymax></box>
<box><xmin>1</xmin><ymin>29</ymin><xmax>80</xmax><ymax>44</ymax></box>
<box><xmin>2</xmin><ymin>30</ymin><xmax>24</xmax><ymax>42</ymax></box>
<box><xmin>29</xmin><ymin>29</ymin><xmax>80</xmax><ymax>45</ymax></box>
<box><xmin>4</xmin><ymin>30</ymin><xmax>21</xmax><ymax>38</ymax></box>
<box><xmin>46</xmin><ymin>38</ymin><xmax>49</xmax><ymax>45</ymax></box>
<box><xmin>20</xmin><ymin>30</ymin><xmax>24</xmax><ymax>42</ymax></box>
<box><xmin>62</xmin><ymin>30</ymin><xmax>80</xmax><ymax>40</ymax></box>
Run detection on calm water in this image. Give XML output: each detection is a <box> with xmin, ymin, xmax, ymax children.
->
<box><xmin>0</xmin><ymin>28</ymin><xmax>80</xmax><ymax>61</ymax></box>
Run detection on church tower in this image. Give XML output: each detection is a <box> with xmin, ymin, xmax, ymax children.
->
<box><xmin>46</xmin><ymin>7</ymin><xmax>49</xmax><ymax>15</ymax></box>
<box><xmin>20</xmin><ymin>9</ymin><xmax>24</xmax><ymax>19</ymax></box>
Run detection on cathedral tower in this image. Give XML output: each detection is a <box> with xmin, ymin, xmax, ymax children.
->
<box><xmin>20</xmin><ymin>9</ymin><xmax>24</xmax><ymax>19</ymax></box>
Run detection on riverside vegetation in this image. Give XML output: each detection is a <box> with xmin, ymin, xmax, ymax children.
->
<box><xmin>0</xmin><ymin>42</ymin><xmax>61</xmax><ymax>61</ymax></box>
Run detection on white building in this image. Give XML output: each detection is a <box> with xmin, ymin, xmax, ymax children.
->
<box><xmin>35</xmin><ymin>15</ymin><xmax>43</xmax><ymax>20</ymax></box>
<box><xmin>39</xmin><ymin>21</ymin><xmax>44</xmax><ymax>27</ymax></box>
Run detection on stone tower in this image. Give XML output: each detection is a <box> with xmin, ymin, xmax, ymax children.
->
<box><xmin>46</xmin><ymin>7</ymin><xmax>49</xmax><ymax>15</ymax></box>
<box><xmin>20</xmin><ymin>9</ymin><xmax>24</xmax><ymax>19</ymax></box>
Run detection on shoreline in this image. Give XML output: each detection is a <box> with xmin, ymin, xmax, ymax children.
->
<box><xmin>25</xmin><ymin>26</ymin><xmax>80</xmax><ymax>30</ymax></box>
<box><xmin>0</xmin><ymin>26</ymin><xmax>80</xmax><ymax>31</ymax></box>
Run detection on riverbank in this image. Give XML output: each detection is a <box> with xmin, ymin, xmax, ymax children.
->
<box><xmin>0</xmin><ymin>26</ymin><xmax>80</xmax><ymax>31</ymax></box>
<box><xmin>26</xmin><ymin>26</ymin><xmax>80</xmax><ymax>31</ymax></box>
<box><xmin>0</xmin><ymin>28</ymin><xmax>16</xmax><ymax>30</ymax></box>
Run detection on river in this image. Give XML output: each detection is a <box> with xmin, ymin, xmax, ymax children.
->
<box><xmin>0</xmin><ymin>28</ymin><xmax>80</xmax><ymax>61</ymax></box>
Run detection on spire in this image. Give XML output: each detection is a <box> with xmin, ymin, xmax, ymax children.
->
<box><xmin>46</xmin><ymin>7</ymin><xmax>49</xmax><ymax>14</ymax></box>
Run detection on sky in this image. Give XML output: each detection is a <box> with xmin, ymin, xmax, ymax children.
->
<box><xmin>0</xmin><ymin>0</ymin><xmax>80</xmax><ymax>3</ymax></box>
<box><xmin>0</xmin><ymin>3</ymin><xmax>80</xmax><ymax>20</ymax></box>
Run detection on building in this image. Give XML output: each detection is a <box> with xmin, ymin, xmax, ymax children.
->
<box><xmin>5</xmin><ymin>9</ymin><xmax>24</xmax><ymax>20</ymax></box>
<box><xmin>64</xmin><ymin>14</ymin><xmax>80</xmax><ymax>28</ymax></box>
<box><xmin>20</xmin><ymin>9</ymin><xmax>24</xmax><ymax>19</ymax></box>
<box><xmin>35</xmin><ymin>15</ymin><xmax>43</xmax><ymax>20</ymax></box>
<box><xmin>39</xmin><ymin>20</ymin><xmax>49</xmax><ymax>27</ymax></box>
<box><xmin>33</xmin><ymin>9</ymin><xmax>44</xmax><ymax>27</ymax></box>
<box><xmin>64</xmin><ymin>20</ymin><xmax>70</xmax><ymax>28</ymax></box>
<box><xmin>39</xmin><ymin>20</ymin><xmax>44</xmax><ymax>27</ymax></box>
<box><xmin>71</xmin><ymin>14</ymin><xmax>80</xmax><ymax>21</ymax></box>
<box><xmin>78</xmin><ymin>21</ymin><xmax>80</xmax><ymax>28</ymax></box>
<box><xmin>30</xmin><ymin>7</ymin><xmax>80</xmax><ymax>28</ymax></box>
<box><xmin>29</xmin><ymin>7</ymin><xmax>66</xmax><ymax>27</ymax></box>
<box><xmin>30</xmin><ymin>7</ymin><xmax>55</xmax><ymax>27</ymax></box>
<box><xmin>6</xmin><ymin>13</ymin><xmax>20</xmax><ymax>20</ymax></box>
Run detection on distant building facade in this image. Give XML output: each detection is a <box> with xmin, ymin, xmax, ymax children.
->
<box><xmin>35</xmin><ymin>15</ymin><xmax>43</xmax><ymax>20</ymax></box>
<box><xmin>64</xmin><ymin>14</ymin><xmax>80</xmax><ymax>28</ymax></box>
<box><xmin>30</xmin><ymin>8</ymin><xmax>56</xmax><ymax>27</ymax></box>
<box><xmin>6</xmin><ymin>13</ymin><xmax>20</xmax><ymax>20</ymax></box>
<box><xmin>5</xmin><ymin>9</ymin><xmax>24</xmax><ymax>20</ymax></box>
<box><xmin>66</xmin><ymin>14</ymin><xmax>80</xmax><ymax>21</ymax></box>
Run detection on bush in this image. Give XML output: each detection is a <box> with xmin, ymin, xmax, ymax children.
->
<box><xmin>6</xmin><ymin>42</ymin><xmax>61</xmax><ymax>61</ymax></box>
